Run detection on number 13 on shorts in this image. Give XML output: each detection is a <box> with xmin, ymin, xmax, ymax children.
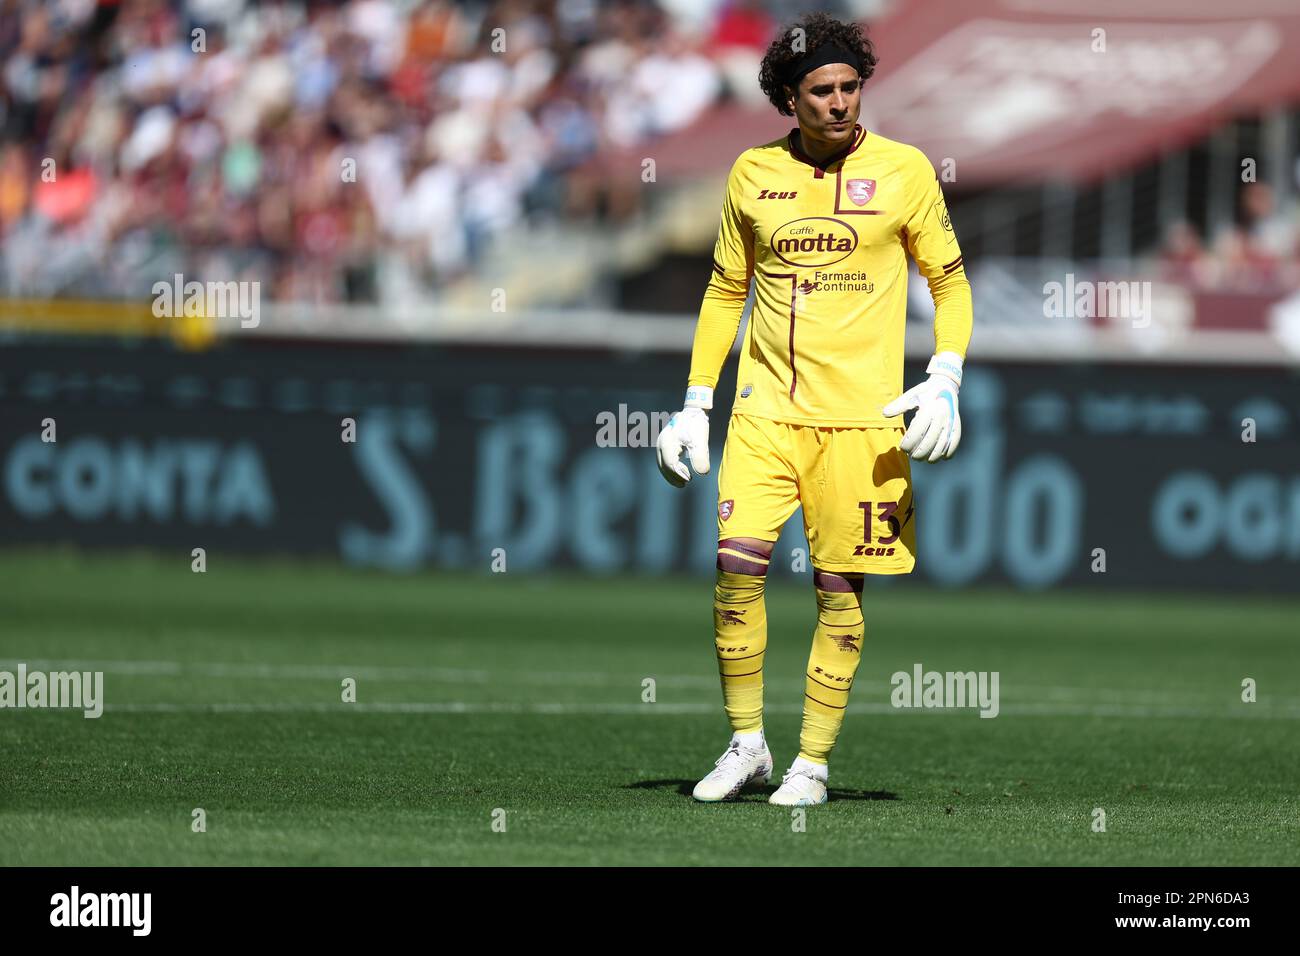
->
<box><xmin>853</xmin><ymin>500</ymin><xmax>906</xmax><ymax>558</ymax></box>
<box><xmin>801</xmin><ymin>426</ymin><xmax>916</xmax><ymax>575</ymax></box>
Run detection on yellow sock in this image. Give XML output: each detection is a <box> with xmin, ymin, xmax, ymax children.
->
<box><xmin>713</xmin><ymin>541</ymin><xmax>771</xmax><ymax>733</ymax></box>
<box><xmin>798</xmin><ymin>576</ymin><xmax>865</xmax><ymax>763</ymax></box>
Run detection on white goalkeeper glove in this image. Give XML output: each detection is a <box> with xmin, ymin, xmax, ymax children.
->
<box><xmin>656</xmin><ymin>385</ymin><xmax>712</xmax><ymax>487</ymax></box>
<box><xmin>882</xmin><ymin>352</ymin><xmax>964</xmax><ymax>463</ymax></box>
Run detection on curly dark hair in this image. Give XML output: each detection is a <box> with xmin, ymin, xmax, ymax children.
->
<box><xmin>758</xmin><ymin>13</ymin><xmax>878</xmax><ymax>116</ymax></box>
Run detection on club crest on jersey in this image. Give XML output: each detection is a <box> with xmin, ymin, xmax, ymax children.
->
<box><xmin>846</xmin><ymin>178</ymin><xmax>876</xmax><ymax>206</ymax></box>
<box><xmin>719</xmin><ymin>499</ymin><xmax>734</xmax><ymax>522</ymax></box>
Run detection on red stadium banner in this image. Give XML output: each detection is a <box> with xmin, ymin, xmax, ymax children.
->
<box><xmin>645</xmin><ymin>1</ymin><xmax>1300</xmax><ymax>185</ymax></box>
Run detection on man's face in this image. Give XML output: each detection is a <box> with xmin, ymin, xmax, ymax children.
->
<box><xmin>788</xmin><ymin>63</ymin><xmax>861</xmax><ymax>150</ymax></box>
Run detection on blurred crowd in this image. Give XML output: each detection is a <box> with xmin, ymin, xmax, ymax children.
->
<box><xmin>1156</xmin><ymin>182</ymin><xmax>1300</xmax><ymax>293</ymax></box>
<box><xmin>5</xmin><ymin>0</ymin><xmax>1297</xmax><ymax>312</ymax></box>
<box><xmin>0</xmin><ymin>0</ymin><xmax>783</xmax><ymax>304</ymax></box>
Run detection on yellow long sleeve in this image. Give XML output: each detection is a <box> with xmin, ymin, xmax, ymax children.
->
<box><xmin>687</xmin><ymin>157</ymin><xmax>754</xmax><ymax>390</ymax></box>
<box><xmin>926</xmin><ymin>267</ymin><xmax>972</xmax><ymax>360</ymax></box>
<box><xmin>687</xmin><ymin>267</ymin><xmax>748</xmax><ymax>388</ymax></box>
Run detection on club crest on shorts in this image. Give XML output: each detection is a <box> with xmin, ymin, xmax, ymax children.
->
<box><xmin>718</xmin><ymin>499</ymin><xmax>734</xmax><ymax>522</ymax></box>
<box><xmin>846</xmin><ymin>178</ymin><xmax>876</xmax><ymax>206</ymax></box>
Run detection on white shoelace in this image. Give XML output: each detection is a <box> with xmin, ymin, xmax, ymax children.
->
<box><xmin>710</xmin><ymin>742</ymin><xmax>766</xmax><ymax>778</ymax></box>
<box><xmin>710</xmin><ymin>743</ymin><xmax>743</xmax><ymax>774</ymax></box>
<box><xmin>781</xmin><ymin>767</ymin><xmax>819</xmax><ymax>787</ymax></box>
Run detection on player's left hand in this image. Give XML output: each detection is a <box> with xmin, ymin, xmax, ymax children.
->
<box><xmin>882</xmin><ymin>352</ymin><xmax>964</xmax><ymax>462</ymax></box>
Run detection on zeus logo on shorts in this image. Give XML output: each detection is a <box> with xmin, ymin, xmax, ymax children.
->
<box><xmin>853</xmin><ymin>545</ymin><xmax>896</xmax><ymax>556</ymax></box>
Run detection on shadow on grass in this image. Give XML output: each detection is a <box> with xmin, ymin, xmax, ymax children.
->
<box><xmin>625</xmin><ymin>779</ymin><xmax>899</xmax><ymax>801</ymax></box>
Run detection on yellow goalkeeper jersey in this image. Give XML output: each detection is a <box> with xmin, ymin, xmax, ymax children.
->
<box><xmin>688</xmin><ymin>125</ymin><xmax>972</xmax><ymax>427</ymax></box>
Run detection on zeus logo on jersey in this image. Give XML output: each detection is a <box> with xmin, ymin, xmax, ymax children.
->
<box><xmin>853</xmin><ymin>545</ymin><xmax>896</xmax><ymax>556</ymax></box>
<box><xmin>757</xmin><ymin>189</ymin><xmax>798</xmax><ymax>199</ymax></box>
<box><xmin>770</xmin><ymin>217</ymin><xmax>858</xmax><ymax>267</ymax></box>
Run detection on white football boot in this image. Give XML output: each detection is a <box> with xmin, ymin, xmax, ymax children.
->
<box><xmin>768</xmin><ymin>758</ymin><xmax>828</xmax><ymax>806</ymax></box>
<box><xmin>692</xmin><ymin>734</ymin><xmax>773</xmax><ymax>802</ymax></box>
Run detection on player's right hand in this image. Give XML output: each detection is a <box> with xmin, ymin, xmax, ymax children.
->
<box><xmin>655</xmin><ymin>406</ymin><xmax>710</xmax><ymax>487</ymax></box>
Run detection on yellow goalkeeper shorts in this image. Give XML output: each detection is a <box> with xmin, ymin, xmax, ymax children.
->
<box><xmin>716</xmin><ymin>413</ymin><xmax>916</xmax><ymax>575</ymax></box>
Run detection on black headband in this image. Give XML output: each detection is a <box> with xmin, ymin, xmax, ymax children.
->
<box><xmin>783</xmin><ymin>40</ymin><xmax>863</xmax><ymax>88</ymax></box>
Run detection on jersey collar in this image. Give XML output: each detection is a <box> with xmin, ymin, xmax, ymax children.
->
<box><xmin>787</xmin><ymin>124</ymin><xmax>866</xmax><ymax>179</ymax></box>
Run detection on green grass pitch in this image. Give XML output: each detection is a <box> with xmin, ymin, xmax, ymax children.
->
<box><xmin>1</xmin><ymin>548</ymin><xmax>1297</xmax><ymax>866</ymax></box>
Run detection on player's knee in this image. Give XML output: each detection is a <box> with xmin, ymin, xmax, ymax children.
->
<box><xmin>715</xmin><ymin>570</ymin><xmax>764</xmax><ymax>608</ymax></box>
<box><xmin>812</xmin><ymin>568</ymin><xmax>862</xmax><ymax>596</ymax></box>
<box><xmin>716</xmin><ymin>537</ymin><xmax>773</xmax><ymax>577</ymax></box>
<box><xmin>714</xmin><ymin>539</ymin><xmax>771</xmax><ymax>605</ymax></box>
<box><xmin>812</xmin><ymin>569</ymin><xmax>864</xmax><ymax>621</ymax></box>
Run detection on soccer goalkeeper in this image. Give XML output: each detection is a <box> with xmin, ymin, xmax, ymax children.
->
<box><xmin>655</xmin><ymin>13</ymin><xmax>972</xmax><ymax>806</ymax></box>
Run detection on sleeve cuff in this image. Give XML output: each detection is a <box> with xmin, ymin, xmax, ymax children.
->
<box><xmin>684</xmin><ymin>385</ymin><xmax>713</xmax><ymax>410</ymax></box>
<box><xmin>926</xmin><ymin>351</ymin><xmax>964</xmax><ymax>388</ymax></box>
